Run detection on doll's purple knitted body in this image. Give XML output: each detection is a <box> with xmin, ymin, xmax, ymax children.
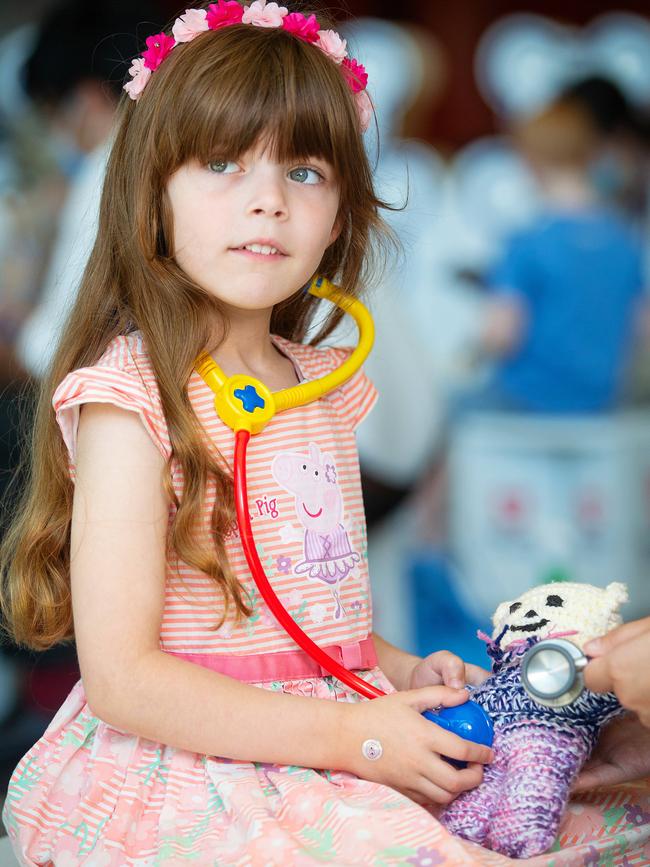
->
<box><xmin>440</xmin><ymin>582</ymin><xmax>627</xmax><ymax>859</ymax></box>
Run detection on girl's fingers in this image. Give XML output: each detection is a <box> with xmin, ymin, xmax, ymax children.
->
<box><xmin>435</xmin><ymin>651</ymin><xmax>466</xmax><ymax>689</ymax></box>
<box><xmin>400</xmin><ymin>686</ymin><xmax>495</xmax><ymax>764</ymax></box>
<box><xmin>397</xmin><ymin>761</ymin><xmax>485</xmax><ymax>807</ymax></box>
<box><xmin>405</xmin><ymin>685</ymin><xmax>469</xmax><ymax>714</ymax></box>
<box><xmin>401</xmin><ymin>787</ymin><xmax>445</xmax><ymax>810</ymax></box>
<box><xmin>425</xmin><ymin>725</ymin><xmax>494</xmax><ymax>766</ymax></box>
<box><xmin>430</xmin><ymin>654</ymin><xmax>490</xmax><ymax>688</ymax></box>
<box><xmin>413</xmin><ymin>774</ymin><xmax>459</xmax><ymax>806</ymax></box>
<box><xmin>464</xmin><ymin>663</ymin><xmax>491</xmax><ymax>686</ymax></box>
<box><xmin>401</xmin><ymin>787</ymin><xmax>430</xmax><ymax>806</ymax></box>
<box><xmin>422</xmin><ymin>756</ymin><xmax>485</xmax><ymax>796</ymax></box>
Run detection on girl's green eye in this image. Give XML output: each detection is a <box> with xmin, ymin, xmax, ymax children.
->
<box><xmin>289</xmin><ymin>167</ymin><xmax>322</xmax><ymax>185</ymax></box>
<box><xmin>208</xmin><ymin>160</ymin><xmax>237</xmax><ymax>174</ymax></box>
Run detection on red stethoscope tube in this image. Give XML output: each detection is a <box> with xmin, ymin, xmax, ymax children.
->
<box><xmin>234</xmin><ymin>428</ymin><xmax>384</xmax><ymax>700</ymax></box>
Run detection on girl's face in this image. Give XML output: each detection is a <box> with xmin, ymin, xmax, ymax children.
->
<box><xmin>166</xmin><ymin>141</ymin><xmax>341</xmax><ymax>315</ymax></box>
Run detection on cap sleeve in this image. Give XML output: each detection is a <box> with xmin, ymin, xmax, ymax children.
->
<box><xmin>324</xmin><ymin>346</ymin><xmax>378</xmax><ymax>432</ymax></box>
<box><xmin>53</xmin><ymin>361</ymin><xmax>171</xmax><ymax>480</ymax></box>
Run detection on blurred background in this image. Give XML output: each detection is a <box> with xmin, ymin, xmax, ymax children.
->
<box><xmin>0</xmin><ymin>0</ymin><xmax>648</xmax><ymax>830</ymax></box>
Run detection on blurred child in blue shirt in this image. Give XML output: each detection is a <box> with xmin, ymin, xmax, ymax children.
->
<box><xmin>478</xmin><ymin>98</ymin><xmax>646</xmax><ymax>414</ymax></box>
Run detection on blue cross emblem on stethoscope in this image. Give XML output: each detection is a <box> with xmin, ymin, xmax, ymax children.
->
<box><xmin>233</xmin><ymin>384</ymin><xmax>266</xmax><ymax>414</ymax></box>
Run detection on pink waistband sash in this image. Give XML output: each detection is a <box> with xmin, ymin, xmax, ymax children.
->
<box><xmin>167</xmin><ymin>636</ymin><xmax>378</xmax><ymax>683</ymax></box>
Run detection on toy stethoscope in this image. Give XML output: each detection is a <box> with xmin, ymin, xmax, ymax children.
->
<box><xmin>520</xmin><ymin>638</ymin><xmax>590</xmax><ymax>707</ymax></box>
<box><xmin>195</xmin><ymin>276</ymin><xmax>494</xmax><ymax>749</ymax></box>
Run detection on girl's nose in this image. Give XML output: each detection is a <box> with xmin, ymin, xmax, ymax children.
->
<box><xmin>246</xmin><ymin>171</ymin><xmax>288</xmax><ymax>219</ymax></box>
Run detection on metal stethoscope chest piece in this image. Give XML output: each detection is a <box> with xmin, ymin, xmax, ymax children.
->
<box><xmin>521</xmin><ymin>638</ymin><xmax>589</xmax><ymax>707</ymax></box>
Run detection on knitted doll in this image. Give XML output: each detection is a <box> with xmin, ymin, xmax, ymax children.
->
<box><xmin>440</xmin><ymin>581</ymin><xmax>628</xmax><ymax>858</ymax></box>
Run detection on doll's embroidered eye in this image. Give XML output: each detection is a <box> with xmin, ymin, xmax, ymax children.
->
<box><xmin>546</xmin><ymin>595</ymin><xmax>564</xmax><ymax>607</ymax></box>
<box><xmin>509</xmin><ymin>602</ymin><xmax>522</xmax><ymax>614</ymax></box>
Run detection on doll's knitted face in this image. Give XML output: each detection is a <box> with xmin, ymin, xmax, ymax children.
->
<box><xmin>492</xmin><ymin>582</ymin><xmax>628</xmax><ymax>650</ymax></box>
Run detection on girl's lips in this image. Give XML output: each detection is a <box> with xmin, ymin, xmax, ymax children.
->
<box><xmin>229</xmin><ymin>248</ymin><xmax>287</xmax><ymax>261</ymax></box>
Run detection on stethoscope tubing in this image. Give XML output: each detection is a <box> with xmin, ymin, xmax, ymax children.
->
<box><xmin>234</xmin><ymin>427</ymin><xmax>385</xmax><ymax>700</ymax></box>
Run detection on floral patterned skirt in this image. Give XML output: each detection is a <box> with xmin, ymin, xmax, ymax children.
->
<box><xmin>3</xmin><ymin>671</ymin><xmax>650</xmax><ymax>866</ymax></box>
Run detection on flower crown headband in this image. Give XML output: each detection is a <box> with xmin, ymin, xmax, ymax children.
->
<box><xmin>124</xmin><ymin>0</ymin><xmax>372</xmax><ymax>131</ymax></box>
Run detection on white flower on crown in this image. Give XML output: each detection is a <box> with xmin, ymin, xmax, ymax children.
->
<box><xmin>123</xmin><ymin>58</ymin><xmax>152</xmax><ymax>100</ymax></box>
<box><xmin>172</xmin><ymin>8</ymin><xmax>209</xmax><ymax>43</ymax></box>
<box><xmin>316</xmin><ymin>29</ymin><xmax>347</xmax><ymax>64</ymax></box>
<box><xmin>242</xmin><ymin>0</ymin><xmax>288</xmax><ymax>28</ymax></box>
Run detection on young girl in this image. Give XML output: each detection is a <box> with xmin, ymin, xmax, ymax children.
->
<box><xmin>1</xmin><ymin>3</ymin><xmax>648</xmax><ymax>865</ymax></box>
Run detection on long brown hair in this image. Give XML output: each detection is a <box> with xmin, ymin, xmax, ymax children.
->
<box><xmin>1</xmin><ymin>3</ymin><xmax>391</xmax><ymax>650</ymax></box>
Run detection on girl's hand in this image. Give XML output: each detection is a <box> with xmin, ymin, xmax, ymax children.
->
<box><xmin>342</xmin><ymin>686</ymin><xmax>494</xmax><ymax>806</ymax></box>
<box><xmin>572</xmin><ymin>714</ymin><xmax>650</xmax><ymax>792</ymax></box>
<box><xmin>408</xmin><ymin>650</ymin><xmax>490</xmax><ymax>691</ymax></box>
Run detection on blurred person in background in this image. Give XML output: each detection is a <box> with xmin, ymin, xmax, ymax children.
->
<box><xmin>562</xmin><ymin>78</ymin><xmax>650</xmax><ymax>406</ymax></box>
<box><xmin>472</xmin><ymin>96</ymin><xmax>646</xmax><ymax>415</ymax></box>
<box><xmin>0</xmin><ymin>0</ymin><xmax>160</xmax><ymax>805</ymax></box>
<box><xmin>15</xmin><ymin>0</ymin><xmax>161</xmax><ymax>378</ymax></box>
<box><xmin>0</xmin><ymin>24</ymin><xmax>72</xmax><ymax>797</ymax></box>
<box><xmin>563</xmin><ymin>75</ymin><xmax>649</xmax><ymax>225</ymax></box>
<box><xmin>412</xmin><ymin>94</ymin><xmax>647</xmax><ymax>602</ymax></box>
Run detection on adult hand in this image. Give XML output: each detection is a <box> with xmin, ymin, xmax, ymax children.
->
<box><xmin>583</xmin><ymin>617</ymin><xmax>650</xmax><ymax>726</ymax></box>
<box><xmin>573</xmin><ymin>714</ymin><xmax>650</xmax><ymax>791</ymax></box>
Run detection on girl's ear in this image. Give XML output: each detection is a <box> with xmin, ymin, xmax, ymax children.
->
<box><xmin>328</xmin><ymin>212</ymin><xmax>344</xmax><ymax>246</ymax></box>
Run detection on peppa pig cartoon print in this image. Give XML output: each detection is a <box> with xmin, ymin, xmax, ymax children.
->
<box><xmin>272</xmin><ymin>443</ymin><xmax>360</xmax><ymax>619</ymax></box>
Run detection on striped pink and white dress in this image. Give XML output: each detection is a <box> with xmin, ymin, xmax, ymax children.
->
<box><xmin>3</xmin><ymin>331</ymin><xmax>650</xmax><ymax>866</ymax></box>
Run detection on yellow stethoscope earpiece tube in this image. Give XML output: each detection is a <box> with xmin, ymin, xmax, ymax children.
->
<box><xmin>195</xmin><ymin>276</ymin><xmax>374</xmax><ymax>433</ymax></box>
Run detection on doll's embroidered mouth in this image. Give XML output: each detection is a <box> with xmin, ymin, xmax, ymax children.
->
<box><xmin>508</xmin><ymin>619</ymin><xmax>550</xmax><ymax>633</ymax></box>
<box><xmin>303</xmin><ymin>505</ymin><xmax>323</xmax><ymax>518</ymax></box>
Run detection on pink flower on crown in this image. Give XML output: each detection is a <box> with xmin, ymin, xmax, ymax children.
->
<box><xmin>355</xmin><ymin>89</ymin><xmax>373</xmax><ymax>132</ymax></box>
<box><xmin>282</xmin><ymin>12</ymin><xmax>320</xmax><ymax>43</ymax></box>
<box><xmin>242</xmin><ymin>0</ymin><xmax>288</xmax><ymax>28</ymax></box>
<box><xmin>124</xmin><ymin>58</ymin><xmax>152</xmax><ymax>100</ymax></box>
<box><xmin>207</xmin><ymin>0</ymin><xmax>245</xmax><ymax>30</ymax></box>
<box><xmin>316</xmin><ymin>29</ymin><xmax>347</xmax><ymax>64</ymax></box>
<box><xmin>341</xmin><ymin>57</ymin><xmax>368</xmax><ymax>93</ymax></box>
<box><xmin>142</xmin><ymin>32</ymin><xmax>175</xmax><ymax>71</ymax></box>
<box><xmin>172</xmin><ymin>8</ymin><xmax>209</xmax><ymax>42</ymax></box>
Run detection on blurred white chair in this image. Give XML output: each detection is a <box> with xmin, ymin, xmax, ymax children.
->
<box><xmin>450</xmin><ymin>412</ymin><xmax>650</xmax><ymax>621</ymax></box>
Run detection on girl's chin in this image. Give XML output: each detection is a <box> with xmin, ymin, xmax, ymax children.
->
<box><xmin>210</xmin><ymin>293</ymin><xmax>297</xmax><ymax>313</ymax></box>
<box><xmin>205</xmin><ymin>278</ymin><xmax>308</xmax><ymax>310</ymax></box>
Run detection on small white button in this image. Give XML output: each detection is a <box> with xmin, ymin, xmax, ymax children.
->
<box><xmin>362</xmin><ymin>739</ymin><xmax>383</xmax><ymax>761</ymax></box>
